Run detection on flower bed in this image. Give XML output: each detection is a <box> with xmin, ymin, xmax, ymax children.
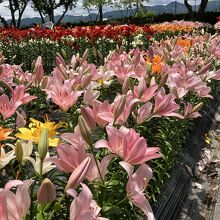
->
<box><xmin>0</xmin><ymin>21</ymin><xmax>210</xmax><ymax>73</ymax></box>
<box><xmin>0</xmin><ymin>21</ymin><xmax>220</xmax><ymax>219</ymax></box>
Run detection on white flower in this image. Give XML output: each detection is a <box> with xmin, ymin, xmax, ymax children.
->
<box><xmin>7</xmin><ymin>140</ymin><xmax>33</xmax><ymax>162</ymax></box>
<box><xmin>26</xmin><ymin>152</ymin><xmax>55</xmax><ymax>175</ymax></box>
<box><xmin>0</xmin><ymin>148</ymin><xmax>15</xmax><ymax>169</ymax></box>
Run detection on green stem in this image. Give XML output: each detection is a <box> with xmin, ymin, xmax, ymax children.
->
<box><xmin>30</xmin><ymin>178</ymin><xmax>37</xmax><ymax>219</ymax></box>
<box><xmin>103</xmin><ymin>196</ymin><xmax>128</xmax><ymax>213</ymax></box>
<box><xmin>39</xmin><ymin>159</ymin><xmax>43</xmax><ymax>181</ymax></box>
<box><xmin>48</xmin><ymin>194</ymin><xmax>66</xmax><ymax>220</ymax></box>
<box><xmin>90</xmin><ymin>146</ymin><xmax>105</xmax><ymax>184</ymax></box>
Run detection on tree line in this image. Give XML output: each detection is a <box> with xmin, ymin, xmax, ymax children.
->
<box><xmin>0</xmin><ymin>0</ymin><xmax>211</xmax><ymax>28</ymax></box>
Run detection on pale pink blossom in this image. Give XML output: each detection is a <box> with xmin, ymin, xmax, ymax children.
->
<box><xmin>48</xmin><ymin>142</ymin><xmax>112</xmax><ymax>182</ymax></box>
<box><xmin>45</xmin><ymin>80</ymin><xmax>82</xmax><ymax>112</ymax></box>
<box><xmin>152</xmin><ymin>90</ymin><xmax>183</xmax><ymax>118</ymax></box>
<box><xmin>12</xmin><ymin>85</ymin><xmax>37</xmax><ymax>105</ymax></box>
<box><xmin>0</xmin><ymin>94</ymin><xmax>22</xmax><ymax>119</ymax></box>
<box><xmin>0</xmin><ymin>180</ymin><xmax>33</xmax><ymax>220</ymax></box>
<box><xmin>67</xmin><ymin>183</ymin><xmax>109</xmax><ymax>220</ymax></box>
<box><xmin>120</xmin><ymin>161</ymin><xmax>155</xmax><ymax>220</ymax></box>
<box><xmin>95</xmin><ymin>125</ymin><xmax>160</xmax><ymax>165</ymax></box>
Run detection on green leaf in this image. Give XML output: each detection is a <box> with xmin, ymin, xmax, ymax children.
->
<box><xmin>36</xmin><ymin>213</ymin><xmax>44</xmax><ymax>220</ymax></box>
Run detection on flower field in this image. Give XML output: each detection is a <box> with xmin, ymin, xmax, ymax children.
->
<box><xmin>0</xmin><ymin>20</ymin><xmax>220</xmax><ymax>220</ymax></box>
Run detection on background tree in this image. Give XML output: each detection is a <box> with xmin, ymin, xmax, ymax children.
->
<box><xmin>184</xmin><ymin>0</ymin><xmax>209</xmax><ymax>19</ymax></box>
<box><xmin>32</xmin><ymin>0</ymin><xmax>77</xmax><ymax>24</ymax></box>
<box><xmin>115</xmin><ymin>0</ymin><xmax>146</xmax><ymax>17</ymax></box>
<box><xmin>197</xmin><ymin>0</ymin><xmax>208</xmax><ymax>19</ymax></box>
<box><xmin>83</xmin><ymin>0</ymin><xmax>113</xmax><ymax>21</ymax></box>
<box><xmin>0</xmin><ymin>0</ymin><xmax>8</xmax><ymax>26</ymax></box>
<box><xmin>8</xmin><ymin>0</ymin><xmax>29</xmax><ymax>27</ymax></box>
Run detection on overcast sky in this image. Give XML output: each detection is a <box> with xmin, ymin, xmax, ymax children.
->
<box><xmin>0</xmin><ymin>0</ymin><xmax>210</xmax><ymax>20</ymax></box>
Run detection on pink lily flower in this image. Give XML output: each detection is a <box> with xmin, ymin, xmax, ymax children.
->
<box><xmin>132</xmin><ymin>77</ymin><xmax>158</xmax><ymax>102</ymax></box>
<box><xmin>152</xmin><ymin>90</ymin><xmax>183</xmax><ymax>118</ymax></box>
<box><xmin>47</xmin><ymin>143</ymin><xmax>87</xmax><ymax>173</ymax></box>
<box><xmin>0</xmin><ymin>94</ymin><xmax>22</xmax><ymax>120</ymax></box>
<box><xmin>81</xmin><ymin>106</ymin><xmax>96</xmax><ymax>130</ymax></box>
<box><xmin>113</xmin><ymin>94</ymin><xmax>139</xmax><ymax>125</ymax></box>
<box><xmin>12</xmin><ymin>85</ymin><xmax>37</xmax><ymax>105</ymax></box>
<box><xmin>45</xmin><ymin>80</ymin><xmax>83</xmax><ymax>112</ymax></box>
<box><xmin>16</xmin><ymin>110</ymin><xmax>27</xmax><ymax>129</ymax></box>
<box><xmin>93</xmin><ymin>100</ymin><xmax>114</xmax><ymax>128</ymax></box>
<box><xmin>67</xmin><ymin>183</ymin><xmax>109</xmax><ymax>220</ymax></box>
<box><xmin>93</xmin><ymin>94</ymin><xmax>138</xmax><ymax>127</ymax></box>
<box><xmin>183</xmin><ymin>102</ymin><xmax>202</xmax><ymax>119</ymax></box>
<box><xmin>86</xmin><ymin>154</ymin><xmax>114</xmax><ymax>182</ymax></box>
<box><xmin>83</xmin><ymin>84</ymin><xmax>100</xmax><ymax>106</ymax></box>
<box><xmin>0</xmin><ymin>180</ymin><xmax>33</xmax><ymax>220</ymax></box>
<box><xmin>95</xmin><ymin>125</ymin><xmax>160</xmax><ymax>165</ymax></box>
<box><xmin>61</xmin><ymin>130</ymin><xmax>87</xmax><ymax>149</ymax></box>
<box><xmin>136</xmin><ymin>102</ymin><xmax>153</xmax><ymax>124</ymax></box>
<box><xmin>48</xmin><ymin>142</ymin><xmax>113</xmax><ymax>182</ymax></box>
<box><xmin>120</xmin><ymin>161</ymin><xmax>155</xmax><ymax>220</ymax></box>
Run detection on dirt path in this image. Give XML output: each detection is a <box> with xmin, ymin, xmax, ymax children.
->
<box><xmin>180</xmin><ymin>105</ymin><xmax>220</xmax><ymax>220</ymax></box>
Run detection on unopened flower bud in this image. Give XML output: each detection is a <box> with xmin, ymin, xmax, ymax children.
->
<box><xmin>61</xmin><ymin>48</ymin><xmax>67</xmax><ymax>59</ymax></box>
<box><xmin>58</xmin><ymin>64</ymin><xmax>68</xmax><ymax>80</ymax></box>
<box><xmin>38</xmin><ymin>128</ymin><xmax>49</xmax><ymax>161</ymax></box>
<box><xmin>78</xmin><ymin>116</ymin><xmax>92</xmax><ymax>146</ymax></box>
<box><xmin>37</xmin><ymin>178</ymin><xmax>56</xmax><ymax>204</ymax></box>
<box><xmin>81</xmin><ymin>49</ymin><xmax>89</xmax><ymax>63</ymax></box>
<box><xmin>15</xmin><ymin>141</ymin><xmax>23</xmax><ymax>163</ymax></box>
<box><xmin>81</xmin><ymin>106</ymin><xmax>96</xmax><ymax>130</ymax></box>
<box><xmin>40</xmin><ymin>76</ymin><xmax>48</xmax><ymax>89</ymax></box>
<box><xmin>159</xmin><ymin>74</ymin><xmax>168</xmax><ymax>88</ymax></box>
<box><xmin>192</xmin><ymin>102</ymin><xmax>203</xmax><ymax>114</ymax></box>
<box><xmin>65</xmin><ymin>157</ymin><xmax>91</xmax><ymax>192</ymax></box>
<box><xmin>114</xmin><ymin>95</ymin><xmax>126</xmax><ymax>122</ymax></box>
<box><xmin>97</xmin><ymin>50</ymin><xmax>103</xmax><ymax>62</ymax></box>
<box><xmin>122</xmin><ymin>77</ymin><xmax>130</xmax><ymax>94</ymax></box>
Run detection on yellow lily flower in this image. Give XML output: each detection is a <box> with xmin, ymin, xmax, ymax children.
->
<box><xmin>15</xmin><ymin>117</ymin><xmax>66</xmax><ymax>147</ymax></box>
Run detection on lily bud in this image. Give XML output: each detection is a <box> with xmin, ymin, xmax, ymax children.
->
<box><xmin>159</xmin><ymin>73</ymin><xmax>168</xmax><ymax>88</ymax></box>
<box><xmin>37</xmin><ymin>178</ymin><xmax>56</xmax><ymax>204</ymax></box>
<box><xmin>146</xmin><ymin>63</ymin><xmax>152</xmax><ymax>75</ymax></box>
<box><xmin>97</xmin><ymin>50</ymin><xmax>103</xmax><ymax>62</ymax></box>
<box><xmin>148</xmin><ymin>46</ymin><xmax>154</xmax><ymax>62</ymax></box>
<box><xmin>58</xmin><ymin>64</ymin><xmax>68</xmax><ymax>80</ymax></box>
<box><xmin>61</xmin><ymin>48</ymin><xmax>67</xmax><ymax>59</ymax></box>
<box><xmin>81</xmin><ymin>106</ymin><xmax>96</xmax><ymax>130</ymax></box>
<box><xmin>92</xmin><ymin>47</ymin><xmax>97</xmax><ymax>58</ymax></box>
<box><xmin>114</xmin><ymin>95</ymin><xmax>126</xmax><ymax>122</ymax></box>
<box><xmin>38</xmin><ymin>128</ymin><xmax>49</xmax><ymax>161</ymax></box>
<box><xmin>78</xmin><ymin>116</ymin><xmax>92</xmax><ymax>146</ymax></box>
<box><xmin>81</xmin><ymin>49</ymin><xmax>89</xmax><ymax>63</ymax></box>
<box><xmin>137</xmin><ymin>78</ymin><xmax>146</xmax><ymax>98</ymax></box>
<box><xmin>40</xmin><ymin>76</ymin><xmax>48</xmax><ymax>89</ymax></box>
<box><xmin>56</xmin><ymin>53</ymin><xmax>65</xmax><ymax>66</ymax></box>
<box><xmin>200</xmin><ymin>62</ymin><xmax>211</xmax><ymax>75</ymax></box>
<box><xmin>15</xmin><ymin>141</ymin><xmax>23</xmax><ymax>163</ymax></box>
<box><xmin>71</xmin><ymin>55</ymin><xmax>78</xmax><ymax>69</ymax></box>
<box><xmin>31</xmin><ymin>59</ymin><xmax>36</xmax><ymax>70</ymax></box>
<box><xmin>122</xmin><ymin>77</ymin><xmax>130</xmax><ymax>94</ymax></box>
<box><xmin>192</xmin><ymin>102</ymin><xmax>203</xmax><ymax>114</ymax></box>
<box><xmin>65</xmin><ymin>157</ymin><xmax>91</xmax><ymax>192</ymax></box>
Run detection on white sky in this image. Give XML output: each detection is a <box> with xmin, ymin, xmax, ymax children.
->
<box><xmin>0</xmin><ymin>0</ymin><xmax>211</xmax><ymax>20</ymax></box>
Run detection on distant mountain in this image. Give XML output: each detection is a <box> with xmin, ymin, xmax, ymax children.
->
<box><xmin>7</xmin><ymin>0</ymin><xmax>220</xmax><ymax>27</ymax></box>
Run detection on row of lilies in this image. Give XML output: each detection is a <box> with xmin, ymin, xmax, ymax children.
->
<box><xmin>0</xmin><ymin>27</ymin><xmax>220</xmax><ymax>219</ymax></box>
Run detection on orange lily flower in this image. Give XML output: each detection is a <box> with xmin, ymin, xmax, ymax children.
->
<box><xmin>0</xmin><ymin>126</ymin><xmax>14</xmax><ymax>143</ymax></box>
